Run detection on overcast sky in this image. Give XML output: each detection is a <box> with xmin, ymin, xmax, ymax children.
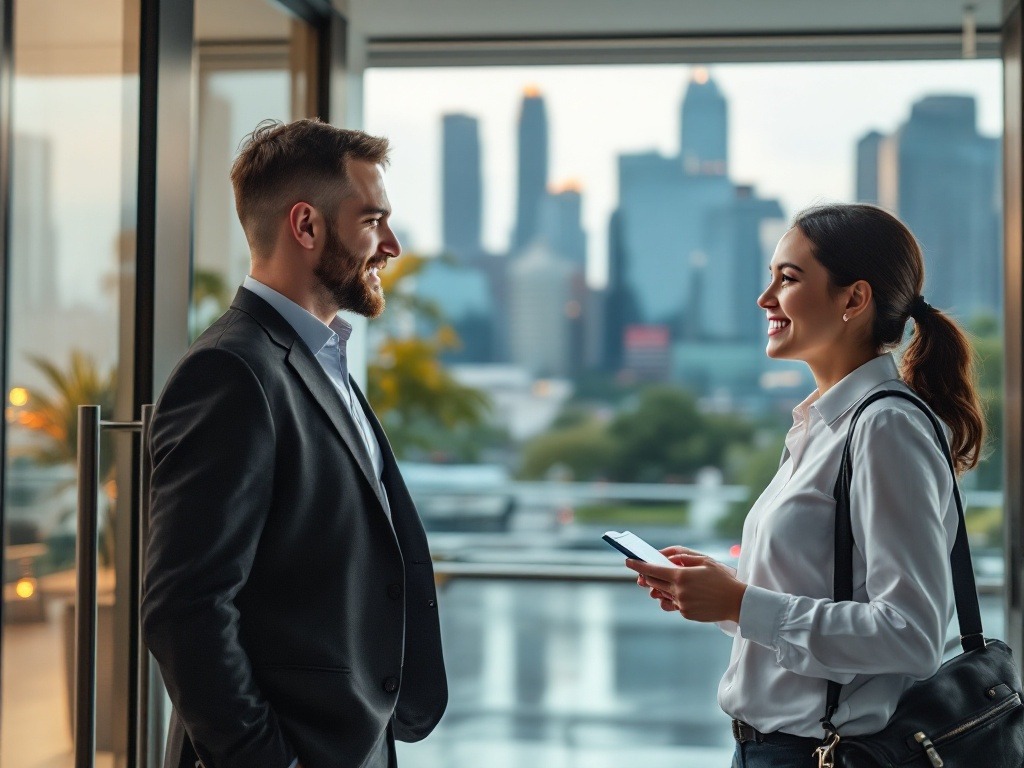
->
<box><xmin>365</xmin><ymin>59</ymin><xmax>1002</xmax><ymax>287</ymax></box>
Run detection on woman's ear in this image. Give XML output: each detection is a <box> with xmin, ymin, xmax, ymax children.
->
<box><xmin>844</xmin><ymin>280</ymin><xmax>873</xmax><ymax>320</ymax></box>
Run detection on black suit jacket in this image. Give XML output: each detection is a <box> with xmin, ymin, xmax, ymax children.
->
<box><xmin>141</xmin><ymin>287</ymin><xmax>447</xmax><ymax>768</ymax></box>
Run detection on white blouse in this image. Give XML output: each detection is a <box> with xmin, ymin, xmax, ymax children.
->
<box><xmin>718</xmin><ymin>353</ymin><xmax>958</xmax><ymax>737</ymax></box>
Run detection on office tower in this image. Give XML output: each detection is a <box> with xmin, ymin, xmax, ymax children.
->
<box><xmin>855</xmin><ymin>130</ymin><xmax>885</xmax><ymax>204</ymax></box>
<box><xmin>696</xmin><ymin>187</ymin><xmax>784</xmax><ymax>341</ymax></box>
<box><xmin>541</xmin><ymin>182</ymin><xmax>587</xmax><ymax>266</ymax></box>
<box><xmin>508</xmin><ymin>242</ymin><xmax>573</xmax><ymax>377</ymax></box>
<box><xmin>442</xmin><ymin>113</ymin><xmax>483</xmax><ymax>257</ymax></box>
<box><xmin>601</xmin><ymin>209</ymin><xmax>641</xmax><ymax>372</ymax></box>
<box><xmin>414</xmin><ymin>256</ymin><xmax>497</xmax><ymax>363</ymax></box>
<box><xmin>511</xmin><ymin>86</ymin><xmax>549</xmax><ymax>251</ymax></box>
<box><xmin>680</xmin><ymin>68</ymin><xmax>728</xmax><ymax>176</ymax></box>
<box><xmin>617</xmin><ymin>71</ymin><xmax>782</xmax><ymax>344</ymax></box>
<box><xmin>10</xmin><ymin>134</ymin><xmax>57</xmax><ymax>314</ymax></box>
<box><xmin>617</xmin><ymin>151</ymin><xmax>734</xmax><ymax>327</ymax></box>
<box><xmin>885</xmin><ymin>95</ymin><xmax>1001</xmax><ymax>319</ymax></box>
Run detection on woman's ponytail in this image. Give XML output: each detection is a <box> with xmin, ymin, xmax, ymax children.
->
<box><xmin>901</xmin><ymin>306</ymin><xmax>984</xmax><ymax>474</ymax></box>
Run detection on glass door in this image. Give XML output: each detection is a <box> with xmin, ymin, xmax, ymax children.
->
<box><xmin>1</xmin><ymin>1</ymin><xmax>141</xmax><ymax>766</ymax></box>
<box><xmin>0</xmin><ymin>1</ymin><xmax>326</xmax><ymax>766</ymax></box>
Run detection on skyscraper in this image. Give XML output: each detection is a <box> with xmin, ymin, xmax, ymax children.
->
<box><xmin>540</xmin><ymin>182</ymin><xmax>586</xmax><ymax>266</ymax></box>
<box><xmin>600</xmin><ymin>209</ymin><xmax>641</xmax><ymax>372</ymax></box>
<box><xmin>10</xmin><ymin>134</ymin><xmax>57</xmax><ymax>314</ymax></box>
<box><xmin>616</xmin><ymin>70</ymin><xmax>783</xmax><ymax>344</ymax></box>
<box><xmin>696</xmin><ymin>187</ymin><xmax>784</xmax><ymax>341</ymax></box>
<box><xmin>680</xmin><ymin>68</ymin><xmax>728</xmax><ymax>177</ymax></box>
<box><xmin>442</xmin><ymin>113</ymin><xmax>483</xmax><ymax>257</ymax></box>
<box><xmin>855</xmin><ymin>130</ymin><xmax>884</xmax><ymax>204</ymax></box>
<box><xmin>512</xmin><ymin>86</ymin><xmax>549</xmax><ymax>251</ymax></box>
<box><xmin>858</xmin><ymin>95</ymin><xmax>1001</xmax><ymax>319</ymax></box>
<box><xmin>509</xmin><ymin>241</ymin><xmax>573</xmax><ymax>377</ymax></box>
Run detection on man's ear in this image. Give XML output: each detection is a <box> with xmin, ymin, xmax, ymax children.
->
<box><xmin>288</xmin><ymin>202</ymin><xmax>318</xmax><ymax>250</ymax></box>
<box><xmin>844</xmin><ymin>279</ymin><xmax>873</xmax><ymax>320</ymax></box>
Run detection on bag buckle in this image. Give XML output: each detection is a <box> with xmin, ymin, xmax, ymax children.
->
<box><xmin>815</xmin><ymin>731</ymin><xmax>840</xmax><ymax>768</ymax></box>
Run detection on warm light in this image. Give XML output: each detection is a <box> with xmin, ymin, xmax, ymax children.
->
<box><xmin>8</xmin><ymin>387</ymin><xmax>28</xmax><ymax>407</ymax></box>
<box><xmin>693</xmin><ymin>67</ymin><xmax>709</xmax><ymax>85</ymax></box>
<box><xmin>523</xmin><ymin>83</ymin><xmax>541</xmax><ymax>98</ymax></box>
<box><xmin>551</xmin><ymin>179</ymin><xmax>583</xmax><ymax>194</ymax></box>
<box><xmin>15</xmin><ymin>578</ymin><xmax>35</xmax><ymax>599</ymax></box>
<box><xmin>729</xmin><ymin>544</ymin><xmax>742</xmax><ymax>559</ymax></box>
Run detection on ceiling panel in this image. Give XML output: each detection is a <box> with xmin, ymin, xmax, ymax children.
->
<box><xmin>345</xmin><ymin>0</ymin><xmax>1003</xmax><ymax>40</ymax></box>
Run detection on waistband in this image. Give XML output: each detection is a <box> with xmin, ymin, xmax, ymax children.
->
<box><xmin>731</xmin><ymin>719</ymin><xmax>823</xmax><ymax>748</ymax></box>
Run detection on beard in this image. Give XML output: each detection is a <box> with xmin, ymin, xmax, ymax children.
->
<box><xmin>312</xmin><ymin>218</ymin><xmax>385</xmax><ymax>318</ymax></box>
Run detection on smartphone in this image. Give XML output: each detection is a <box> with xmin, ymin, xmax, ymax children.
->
<box><xmin>602</xmin><ymin>530</ymin><xmax>677</xmax><ymax>567</ymax></box>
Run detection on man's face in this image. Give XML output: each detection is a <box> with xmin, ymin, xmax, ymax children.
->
<box><xmin>313</xmin><ymin>159</ymin><xmax>400</xmax><ymax>318</ymax></box>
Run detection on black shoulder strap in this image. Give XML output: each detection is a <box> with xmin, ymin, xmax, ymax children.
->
<box><xmin>822</xmin><ymin>389</ymin><xmax>983</xmax><ymax>732</ymax></box>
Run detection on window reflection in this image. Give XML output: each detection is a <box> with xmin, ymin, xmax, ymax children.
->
<box><xmin>2</xmin><ymin>1</ymin><xmax>135</xmax><ymax>766</ymax></box>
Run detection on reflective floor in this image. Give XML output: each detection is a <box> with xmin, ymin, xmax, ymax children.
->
<box><xmin>1</xmin><ymin>548</ymin><xmax>1006</xmax><ymax>767</ymax></box>
<box><xmin>2</xmin><ymin>599</ymin><xmax>115</xmax><ymax>768</ymax></box>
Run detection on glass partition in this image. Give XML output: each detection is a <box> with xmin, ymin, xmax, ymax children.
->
<box><xmin>363</xmin><ymin>60</ymin><xmax>1005</xmax><ymax>765</ymax></box>
<box><xmin>1</xmin><ymin>2</ymin><xmax>139</xmax><ymax>766</ymax></box>
<box><xmin>192</xmin><ymin>0</ymin><xmax>322</xmax><ymax>339</ymax></box>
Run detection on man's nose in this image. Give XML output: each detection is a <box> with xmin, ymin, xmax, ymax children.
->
<box><xmin>383</xmin><ymin>227</ymin><xmax>401</xmax><ymax>258</ymax></box>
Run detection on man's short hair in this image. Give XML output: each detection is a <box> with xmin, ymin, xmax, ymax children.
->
<box><xmin>230</xmin><ymin>118</ymin><xmax>391</xmax><ymax>258</ymax></box>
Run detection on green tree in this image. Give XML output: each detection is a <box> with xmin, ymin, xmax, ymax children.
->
<box><xmin>16</xmin><ymin>351</ymin><xmax>117</xmax><ymax>476</ymax></box>
<box><xmin>969</xmin><ymin>313</ymin><xmax>1003</xmax><ymax>492</ymax></box>
<box><xmin>608</xmin><ymin>386</ymin><xmax>755</xmax><ymax>483</ymax></box>
<box><xmin>13</xmin><ymin>351</ymin><xmax>118</xmax><ymax>563</ymax></box>
<box><xmin>717</xmin><ymin>431</ymin><xmax>787</xmax><ymax>539</ymax></box>
<box><xmin>519</xmin><ymin>421</ymin><xmax>616</xmax><ymax>480</ymax></box>
<box><xmin>190</xmin><ymin>267</ymin><xmax>232</xmax><ymax>341</ymax></box>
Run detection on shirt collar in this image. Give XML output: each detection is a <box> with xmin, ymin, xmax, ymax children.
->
<box><xmin>242</xmin><ymin>276</ymin><xmax>350</xmax><ymax>356</ymax></box>
<box><xmin>811</xmin><ymin>352</ymin><xmax>902</xmax><ymax>428</ymax></box>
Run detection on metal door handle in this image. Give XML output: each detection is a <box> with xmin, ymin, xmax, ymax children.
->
<box><xmin>75</xmin><ymin>405</ymin><xmax>154</xmax><ymax>768</ymax></box>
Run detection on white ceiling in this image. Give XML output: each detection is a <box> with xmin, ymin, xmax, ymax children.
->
<box><xmin>343</xmin><ymin>0</ymin><xmax>1004</xmax><ymax>40</ymax></box>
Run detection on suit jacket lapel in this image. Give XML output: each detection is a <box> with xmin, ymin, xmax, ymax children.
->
<box><xmin>231</xmin><ymin>287</ymin><xmax>389</xmax><ymax>513</ymax></box>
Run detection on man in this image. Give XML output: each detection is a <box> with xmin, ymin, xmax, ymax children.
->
<box><xmin>141</xmin><ymin>119</ymin><xmax>447</xmax><ymax>768</ymax></box>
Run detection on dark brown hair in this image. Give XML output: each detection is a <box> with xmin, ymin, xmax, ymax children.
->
<box><xmin>230</xmin><ymin>118</ymin><xmax>391</xmax><ymax>257</ymax></box>
<box><xmin>794</xmin><ymin>203</ymin><xmax>984</xmax><ymax>474</ymax></box>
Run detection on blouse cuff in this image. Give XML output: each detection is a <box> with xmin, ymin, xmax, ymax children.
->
<box><xmin>738</xmin><ymin>584</ymin><xmax>789</xmax><ymax>649</ymax></box>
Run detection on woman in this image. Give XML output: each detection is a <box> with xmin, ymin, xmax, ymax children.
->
<box><xmin>626</xmin><ymin>204</ymin><xmax>985</xmax><ymax>768</ymax></box>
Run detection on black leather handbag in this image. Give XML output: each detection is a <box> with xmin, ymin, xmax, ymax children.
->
<box><xmin>815</xmin><ymin>390</ymin><xmax>1024</xmax><ymax>768</ymax></box>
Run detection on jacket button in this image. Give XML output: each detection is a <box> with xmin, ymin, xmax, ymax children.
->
<box><xmin>427</xmin><ymin>598</ymin><xmax>436</xmax><ymax>608</ymax></box>
<box><xmin>387</xmin><ymin>583</ymin><xmax>402</xmax><ymax>600</ymax></box>
<box><xmin>383</xmin><ymin>676</ymin><xmax>399</xmax><ymax>693</ymax></box>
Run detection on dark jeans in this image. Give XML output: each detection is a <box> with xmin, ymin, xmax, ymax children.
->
<box><xmin>731</xmin><ymin>740</ymin><xmax>820</xmax><ymax>768</ymax></box>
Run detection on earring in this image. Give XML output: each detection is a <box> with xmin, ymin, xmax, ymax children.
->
<box><xmin>842</xmin><ymin>314</ymin><xmax>849</xmax><ymax>323</ymax></box>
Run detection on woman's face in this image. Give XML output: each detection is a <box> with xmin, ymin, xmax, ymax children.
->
<box><xmin>757</xmin><ymin>227</ymin><xmax>851</xmax><ymax>368</ymax></box>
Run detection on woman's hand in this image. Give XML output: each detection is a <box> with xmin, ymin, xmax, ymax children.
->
<box><xmin>627</xmin><ymin>551</ymin><xmax>747</xmax><ymax>623</ymax></box>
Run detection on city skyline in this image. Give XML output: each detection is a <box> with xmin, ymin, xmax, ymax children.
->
<box><xmin>365</xmin><ymin>60</ymin><xmax>1002</xmax><ymax>288</ymax></box>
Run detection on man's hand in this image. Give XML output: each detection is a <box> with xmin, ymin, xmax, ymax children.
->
<box><xmin>627</xmin><ymin>550</ymin><xmax>747</xmax><ymax>623</ymax></box>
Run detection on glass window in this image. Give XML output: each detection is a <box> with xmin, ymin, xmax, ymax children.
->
<box><xmin>1</xmin><ymin>2</ymin><xmax>139</xmax><ymax>766</ymax></box>
<box><xmin>191</xmin><ymin>1</ymin><xmax>321</xmax><ymax>339</ymax></box>
<box><xmin>363</xmin><ymin>60</ymin><xmax>1004</xmax><ymax>765</ymax></box>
